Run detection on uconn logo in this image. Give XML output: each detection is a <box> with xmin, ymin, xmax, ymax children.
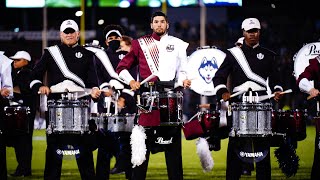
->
<box><xmin>198</xmin><ymin>57</ymin><xmax>218</xmax><ymax>84</ymax></box>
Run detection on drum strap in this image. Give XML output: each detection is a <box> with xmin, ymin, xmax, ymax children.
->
<box><xmin>138</xmin><ymin>37</ymin><xmax>159</xmax><ymax>74</ymax></box>
<box><xmin>228</xmin><ymin>47</ymin><xmax>267</xmax><ymax>87</ymax></box>
<box><xmin>85</xmin><ymin>46</ymin><xmax>122</xmax><ymax>83</ymax></box>
<box><xmin>47</xmin><ymin>45</ymin><xmax>85</xmax><ymax>88</ymax></box>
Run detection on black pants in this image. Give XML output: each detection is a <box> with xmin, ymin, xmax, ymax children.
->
<box><xmin>0</xmin><ymin>134</ymin><xmax>7</xmax><ymax>180</ymax></box>
<box><xmin>10</xmin><ymin>109</ymin><xmax>35</xmax><ymax>175</ymax></box>
<box><xmin>44</xmin><ymin>134</ymin><xmax>96</xmax><ymax>180</ymax></box>
<box><xmin>96</xmin><ymin>131</ymin><xmax>132</xmax><ymax>180</ymax></box>
<box><xmin>311</xmin><ymin>133</ymin><xmax>320</xmax><ymax>179</ymax></box>
<box><xmin>131</xmin><ymin>126</ymin><xmax>183</xmax><ymax>180</ymax></box>
<box><xmin>226</xmin><ymin>137</ymin><xmax>271</xmax><ymax>180</ymax></box>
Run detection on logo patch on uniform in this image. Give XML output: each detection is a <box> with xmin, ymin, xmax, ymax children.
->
<box><xmin>166</xmin><ymin>44</ymin><xmax>174</xmax><ymax>52</ymax></box>
<box><xmin>75</xmin><ymin>52</ymin><xmax>83</xmax><ymax>58</ymax></box>
<box><xmin>257</xmin><ymin>53</ymin><xmax>264</xmax><ymax>60</ymax></box>
<box><xmin>119</xmin><ymin>54</ymin><xmax>125</xmax><ymax>60</ymax></box>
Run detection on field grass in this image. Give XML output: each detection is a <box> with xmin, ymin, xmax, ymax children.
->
<box><xmin>6</xmin><ymin>126</ymin><xmax>315</xmax><ymax>180</ymax></box>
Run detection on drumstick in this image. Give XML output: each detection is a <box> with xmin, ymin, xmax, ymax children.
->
<box><xmin>140</xmin><ymin>74</ymin><xmax>157</xmax><ymax>86</ymax></box>
<box><xmin>259</xmin><ymin>89</ymin><xmax>293</xmax><ymax>101</ymax></box>
<box><xmin>220</xmin><ymin>90</ymin><xmax>246</xmax><ymax>102</ymax></box>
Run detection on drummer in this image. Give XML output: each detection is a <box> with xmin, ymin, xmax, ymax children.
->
<box><xmin>91</xmin><ymin>24</ymin><xmax>136</xmax><ymax>179</ymax></box>
<box><xmin>116</xmin><ymin>11</ymin><xmax>191</xmax><ymax>180</ymax></box>
<box><xmin>30</xmin><ymin>19</ymin><xmax>99</xmax><ymax>179</ymax></box>
<box><xmin>297</xmin><ymin>54</ymin><xmax>320</xmax><ymax>179</ymax></box>
<box><xmin>212</xmin><ymin>18</ymin><xmax>283</xmax><ymax>179</ymax></box>
<box><xmin>8</xmin><ymin>51</ymin><xmax>36</xmax><ymax>177</ymax></box>
<box><xmin>0</xmin><ymin>52</ymin><xmax>13</xmax><ymax>180</ymax></box>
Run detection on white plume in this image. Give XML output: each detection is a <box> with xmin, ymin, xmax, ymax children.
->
<box><xmin>130</xmin><ymin>125</ymin><xmax>147</xmax><ymax>168</ymax></box>
<box><xmin>196</xmin><ymin>137</ymin><xmax>214</xmax><ymax>172</ymax></box>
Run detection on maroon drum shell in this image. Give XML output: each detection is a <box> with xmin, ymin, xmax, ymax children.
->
<box><xmin>200</xmin><ymin>110</ymin><xmax>220</xmax><ymax>133</ymax></box>
<box><xmin>3</xmin><ymin>106</ymin><xmax>30</xmax><ymax>134</ymax></box>
<box><xmin>272</xmin><ymin>109</ymin><xmax>306</xmax><ymax>141</ymax></box>
<box><xmin>159</xmin><ymin>91</ymin><xmax>183</xmax><ymax>125</ymax></box>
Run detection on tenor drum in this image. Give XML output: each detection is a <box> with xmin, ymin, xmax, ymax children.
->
<box><xmin>89</xmin><ymin>113</ymin><xmax>107</xmax><ymax>130</ymax></box>
<box><xmin>200</xmin><ymin>110</ymin><xmax>220</xmax><ymax>134</ymax></box>
<box><xmin>159</xmin><ymin>91</ymin><xmax>183</xmax><ymax>126</ymax></box>
<box><xmin>3</xmin><ymin>105</ymin><xmax>30</xmax><ymax>134</ymax></box>
<box><xmin>47</xmin><ymin>99</ymin><xmax>89</xmax><ymax>134</ymax></box>
<box><xmin>230</xmin><ymin>102</ymin><xmax>272</xmax><ymax>137</ymax></box>
<box><xmin>272</xmin><ymin>109</ymin><xmax>307</xmax><ymax>141</ymax></box>
<box><xmin>107</xmin><ymin>114</ymin><xmax>136</xmax><ymax>132</ymax></box>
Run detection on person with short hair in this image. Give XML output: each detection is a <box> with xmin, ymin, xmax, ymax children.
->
<box><xmin>30</xmin><ymin>19</ymin><xmax>100</xmax><ymax>179</ymax></box>
<box><xmin>213</xmin><ymin>18</ymin><xmax>283</xmax><ymax>180</ymax></box>
<box><xmin>120</xmin><ymin>35</ymin><xmax>133</xmax><ymax>52</ymax></box>
<box><xmin>116</xmin><ymin>11</ymin><xmax>191</xmax><ymax>180</ymax></box>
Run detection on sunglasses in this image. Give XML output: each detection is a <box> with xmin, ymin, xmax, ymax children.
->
<box><xmin>63</xmin><ymin>29</ymin><xmax>76</xmax><ymax>34</ymax></box>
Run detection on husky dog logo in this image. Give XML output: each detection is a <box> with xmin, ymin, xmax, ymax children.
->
<box><xmin>198</xmin><ymin>57</ymin><xmax>219</xmax><ymax>84</ymax></box>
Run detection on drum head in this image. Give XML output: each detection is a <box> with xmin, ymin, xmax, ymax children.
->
<box><xmin>293</xmin><ymin>42</ymin><xmax>320</xmax><ymax>82</ymax></box>
<box><xmin>187</xmin><ymin>47</ymin><xmax>226</xmax><ymax>96</ymax></box>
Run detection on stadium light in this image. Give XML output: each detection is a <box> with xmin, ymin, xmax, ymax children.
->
<box><xmin>75</xmin><ymin>11</ymin><xmax>83</xmax><ymax>17</ymax></box>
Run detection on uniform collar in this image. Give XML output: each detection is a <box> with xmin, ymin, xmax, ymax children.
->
<box><xmin>151</xmin><ymin>32</ymin><xmax>168</xmax><ymax>41</ymax></box>
<box><xmin>243</xmin><ymin>42</ymin><xmax>259</xmax><ymax>49</ymax></box>
<box><xmin>61</xmin><ymin>43</ymin><xmax>79</xmax><ymax>48</ymax></box>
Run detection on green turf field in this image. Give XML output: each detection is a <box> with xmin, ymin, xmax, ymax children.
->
<box><xmin>6</xmin><ymin>126</ymin><xmax>315</xmax><ymax>179</ymax></box>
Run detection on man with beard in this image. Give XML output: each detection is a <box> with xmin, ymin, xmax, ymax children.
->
<box><xmin>116</xmin><ymin>11</ymin><xmax>191</xmax><ymax>180</ymax></box>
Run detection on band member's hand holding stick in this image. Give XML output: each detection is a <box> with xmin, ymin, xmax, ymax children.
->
<box><xmin>38</xmin><ymin>86</ymin><xmax>51</xmax><ymax>95</ymax></box>
<box><xmin>307</xmin><ymin>88</ymin><xmax>320</xmax><ymax>100</ymax></box>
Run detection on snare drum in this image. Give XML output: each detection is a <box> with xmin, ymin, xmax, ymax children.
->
<box><xmin>107</xmin><ymin>114</ymin><xmax>136</xmax><ymax>132</ymax></box>
<box><xmin>47</xmin><ymin>99</ymin><xmax>90</xmax><ymax>134</ymax></box>
<box><xmin>3</xmin><ymin>105</ymin><xmax>30</xmax><ymax>134</ymax></box>
<box><xmin>230</xmin><ymin>102</ymin><xmax>272</xmax><ymax>137</ymax></box>
<box><xmin>159</xmin><ymin>91</ymin><xmax>183</xmax><ymax>126</ymax></box>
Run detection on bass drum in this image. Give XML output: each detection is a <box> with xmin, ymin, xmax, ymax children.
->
<box><xmin>293</xmin><ymin>42</ymin><xmax>320</xmax><ymax>85</ymax></box>
<box><xmin>187</xmin><ymin>46</ymin><xmax>226</xmax><ymax>96</ymax></box>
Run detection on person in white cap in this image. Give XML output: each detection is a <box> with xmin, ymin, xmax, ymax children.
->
<box><xmin>213</xmin><ymin>17</ymin><xmax>284</xmax><ymax>179</ymax></box>
<box><xmin>7</xmin><ymin>50</ymin><xmax>35</xmax><ymax>177</ymax></box>
<box><xmin>0</xmin><ymin>52</ymin><xmax>13</xmax><ymax>180</ymax></box>
<box><xmin>30</xmin><ymin>19</ymin><xmax>100</xmax><ymax>179</ymax></box>
<box><xmin>93</xmin><ymin>24</ymin><xmax>136</xmax><ymax>180</ymax></box>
